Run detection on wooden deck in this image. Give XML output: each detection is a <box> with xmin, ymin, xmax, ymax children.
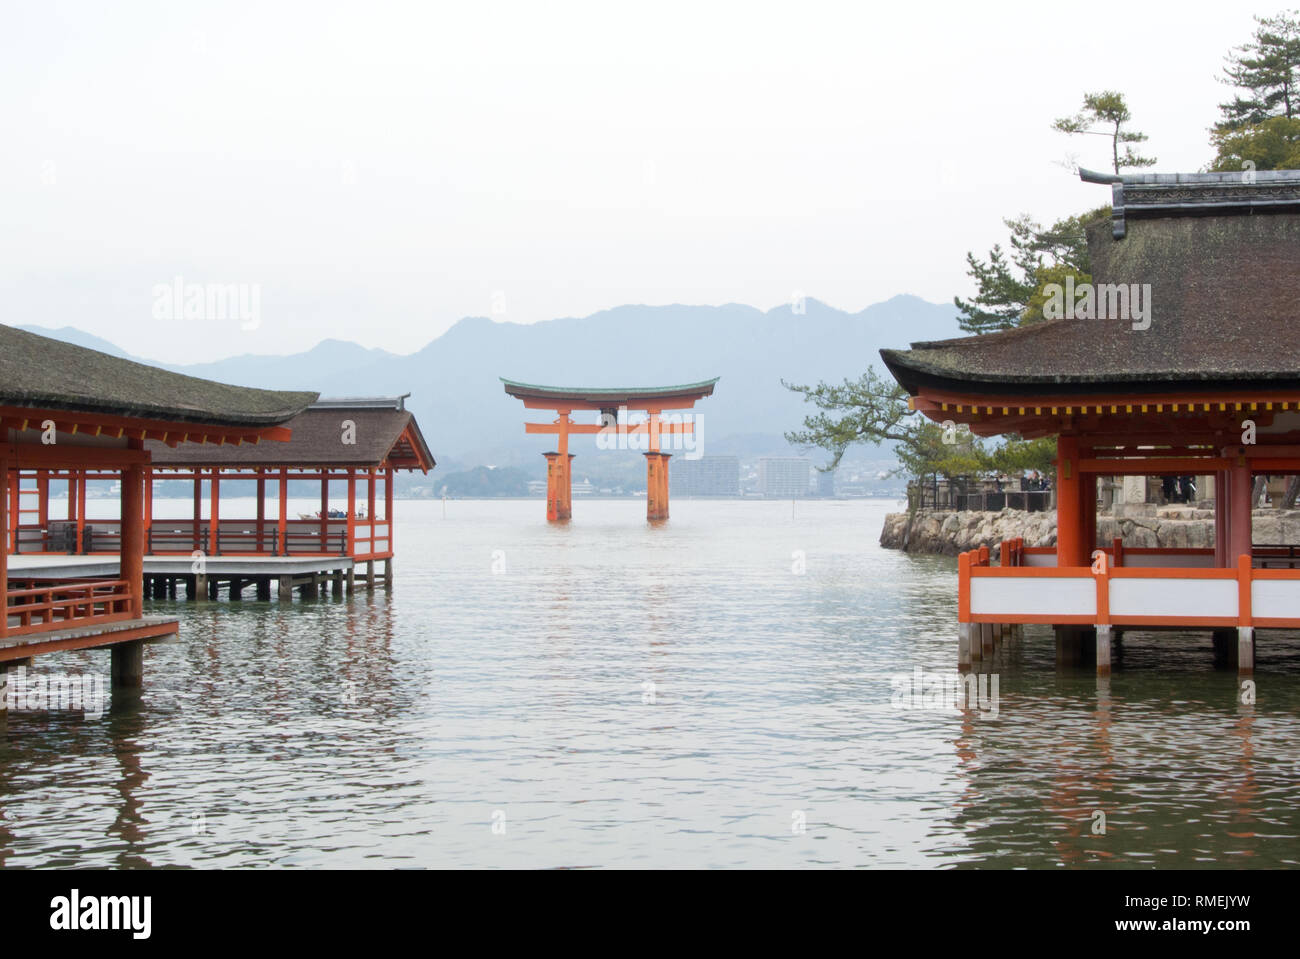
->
<box><xmin>0</xmin><ymin>615</ymin><xmax>178</xmax><ymax>662</ymax></box>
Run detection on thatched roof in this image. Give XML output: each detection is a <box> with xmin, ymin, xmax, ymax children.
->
<box><xmin>882</xmin><ymin>170</ymin><xmax>1300</xmax><ymax>398</ymax></box>
<box><xmin>0</xmin><ymin>324</ymin><xmax>316</xmax><ymax>426</ymax></box>
<box><xmin>148</xmin><ymin>399</ymin><xmax>434</xmax><ymax>471</ymax></box>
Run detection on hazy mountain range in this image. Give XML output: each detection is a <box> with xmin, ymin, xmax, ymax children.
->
<box><xmin>16</xmin><ymin>295</ymin><xmax>961</xmax><ymax>476</ymax></box>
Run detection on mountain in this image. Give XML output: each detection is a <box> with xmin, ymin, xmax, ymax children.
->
<box><xmin>13</xmin><ymin>296</ymin><xmax>961</xmax><ymax>472</ymax></box>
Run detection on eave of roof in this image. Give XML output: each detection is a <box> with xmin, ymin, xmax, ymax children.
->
<box><xmin>0</xmin><ymin>325</ymin><xmax>317</xmax><ymax>427</ymax></box>
<box><xmin>146</xmin><ymin>405</ymin><xmax>436</xmax><ymax>471</ymax></box>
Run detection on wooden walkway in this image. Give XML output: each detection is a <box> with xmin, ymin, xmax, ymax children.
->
<box><xmin>6</xmin><ymin>554</ymin><xmax>381</xmax><ymax>602</ymax></box>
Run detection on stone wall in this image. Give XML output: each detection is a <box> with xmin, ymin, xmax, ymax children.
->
<box><xmin>880</xmin><ymin>504</ymin><xmax>1300</xmax><ymax>556</ymax></box>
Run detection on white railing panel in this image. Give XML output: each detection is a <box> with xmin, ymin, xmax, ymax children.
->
<box><xmin>1109</xmin><ymin>577</ymin><xmax>1237</xmax><ymax>619</ymax></box>
<box><xmin>971</xmin><ymin>576</ymin><xmax>1095</xmax><ymax>617</ymax></box>
<box><xmin>1252</xmin><ymin>579</ymin><xmax>1300</xmax><ymax>620</ymax></box>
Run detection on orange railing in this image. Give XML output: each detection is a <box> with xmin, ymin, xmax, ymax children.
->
<box><xmin>15</xmin><ymin>518</ymin><xmax>393</xmax><ymax>560</ymax></box>
<box><xmin>958</xmin><ymin>548</ymin><xmax>1300</xmax><ymax>630</ymax></box>
<box><xmin>3</xmin><ymin>579</ymin><xmax>134</xmax><ymax>637</ymax></box>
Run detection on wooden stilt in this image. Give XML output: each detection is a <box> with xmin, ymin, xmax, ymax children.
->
<box><xmin>111</xmin><ymin>640</ymin><xmax>144</xmax><ymax>689</ymax></box>
<box><xmin>1238</xmin><ymin>626</ymin><xmax>1255</xmax><ymax>676</ymax></box>
<box><xmin>1096</xmin><ymin>624</ymin><xmax>1112</xmax><ymax>676</ymax></box>
<box><xmin>958</xmin><ymin>622</ymin><xmax>972</xmax><ymax>670</ymax></box>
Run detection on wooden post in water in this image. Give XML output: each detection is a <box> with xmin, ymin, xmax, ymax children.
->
<box><xmin>1096</xmin><ymin>625</ymin><xmax>1112</xmax><ymax>676</ymax></box>
<box><xmin>111</xmin><ymin>640</ymin><xmax>144</xmax><ymax>689</ymax></box>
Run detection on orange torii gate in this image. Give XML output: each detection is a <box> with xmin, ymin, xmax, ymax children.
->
<box><xmin>502</xmin><ymin>378</ymin><xmax>718</xmax><ymax>521</ymax></box>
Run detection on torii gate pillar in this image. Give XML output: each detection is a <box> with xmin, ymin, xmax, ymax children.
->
<box><xmin>543</xmin><ymin>452</ymin><xmax>574</xmax><ymax>522</ymax></box>
<box><xmin>645</xmin><ymin>452</ymin><xmax>671</xmax><ymax>521</ymax></box>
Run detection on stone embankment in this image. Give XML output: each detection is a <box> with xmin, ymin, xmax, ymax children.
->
<box><xmin>880</xmin><ymin>505</ymin><xmax>1300</xmax><ymax>556</ymax></box>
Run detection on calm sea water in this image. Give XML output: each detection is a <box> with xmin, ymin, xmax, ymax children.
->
<box><xmin>3</xmin><ymin>498</ymin><xmax>1299</xmax><ymax>868</ymax></box>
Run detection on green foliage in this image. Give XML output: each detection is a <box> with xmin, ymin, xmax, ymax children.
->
<box><xmin>1053</xmin><ymin>90</ymin><xmax>1157</xmax><ymax>173</ymax></box>
<box><xmin>782</xmin><ymin>368</ymin><xmax>917</xmax><ymax>471</ymax></box>
<box><xmin>1208</xmin><ymin>13</ymin><xmax>1300</xmax><ymax>172</ymax></box>
<box><xmin>952</xmin><ymin>244</ymin><xmax>1033</xmax><ymax>335</ymax></box>
<box><xmin>1210</xmin><ymin>110</ymin><xmax>1300</xmax><ymax>172</ymax></box>
<box><xmin>782</xmin><ymin>369</ymin><xmax>1058</xmax><ymax>494</ymax></box>
<box><xmin>1216</xmin><ymin>11</ymin><xmax>1300</xmax><ymax>132</ymax></box>
<box><xmin>955</xmin><ymin>207</ymin><xmax>1109</xmax><ymax>333</ymax></box>
<box><xmin>986</xmin><ymin>435</ymin><xmax>1057</xmax><ymax>476</ymax></box>
<box><xmin>893</xmin><ymin>422</ymin><xmax>987</xmax><ymax>483</ymax></box>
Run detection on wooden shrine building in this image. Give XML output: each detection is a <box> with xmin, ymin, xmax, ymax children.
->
<box><xmin>1</xmin><ymin>324</ymin><xmax>314</xmax><ymax>692</ymax></box>
<box><xmin>137</xmin><ymin>396</ymin><xmax>434</xmax><ymax>599</ymax></box>
<box><xmin>882</xmin><ymin>169</ymin><xmax>1300</xmax><ymax>676</ymax></box>
<box><xmin>502</xmin><ymin>378</ymin><xmax>718</xmax><ymax>521</ymax></box>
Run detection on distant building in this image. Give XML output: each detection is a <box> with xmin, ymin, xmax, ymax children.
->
<box><xmin>815</xmin><ymin>467</ymin><xmax>835</xmax><ymax>498</ymax></box>
<box><xmin>671</xmin><ymin>455</ymin><xmax>740</xmax><ymax>496</ymax></box>
<box><xmin>758</xmin><ymin>457</ymin><xmax>811</xmax><ymax>497</ymax></box>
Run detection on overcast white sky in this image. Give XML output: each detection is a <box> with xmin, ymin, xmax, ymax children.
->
<box><xmin>0</xmin><ymin>0</ymin><xmax>1266</xmax><ymax>362</ymax></box>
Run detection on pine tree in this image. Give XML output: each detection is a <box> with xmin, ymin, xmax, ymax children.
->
<box><xmin>1209</xmin><ymin>11</ymin><xmax>1300</xmax><ymax>171</ymax></box>
<box><xmin>1053</xmin><ymin>91</ymin><xmax>1157</xmax><ymax>174</ymax></box>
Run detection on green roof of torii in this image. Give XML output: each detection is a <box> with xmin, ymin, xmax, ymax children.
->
<box><xmin>500</xmin><ymin>377</ymin><xmax>719</xmax><ymax>404</ymax></box>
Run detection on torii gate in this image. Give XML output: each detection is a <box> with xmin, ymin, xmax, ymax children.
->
<box><xmin>502</xmin><ymin>378</ymin><xmax>719</xmax><ymax>521</ymax></box>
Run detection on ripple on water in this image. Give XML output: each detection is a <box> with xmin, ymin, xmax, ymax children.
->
<box><xmin>1</xmin><ymin>499</ymin><xmax>1298</xmax><ymax>868</ymax></box>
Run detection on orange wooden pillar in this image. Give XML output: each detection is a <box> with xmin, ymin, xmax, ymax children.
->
<box><xmin>319</xmin><ymin>470</ymin><xmax>329</xmax><ymax>551</ymax></box>
<box><xmin>543</xmin><ymin>452</ymin><xmax>565</xmax><ymax>521</ymax></box>
<box><xmin>6</xmin><ymin>470</ymin><xmax>16</xmax><ymax>553</ymax></box>
<box><xmin>1055</xmin><ymin>434</ymin><xmax>1086</xmax><ymax>568</ymax></box>
<box><xmin>557</xmin><ymin>412</ymin><xmax>572</xmax><ymax>521</ymax></box>
<box><xmin>210</xmin><ymin>468</ymin><xmax>221</xmax><ymax>556</ymax></box>
<box><xmin>560</xmin><ymin>454</ymin><xmax>574</xmax><ymax>520</ymax></box>
<box><xmin>346</xmin><ymin>468</ymin><xmax>357</xmax><ymax>556</ymax></box>
<box><xmin>1</xmin><ymin>452</ymin><xmax>8</xmax><ymax>640</ymax></box>
<box><xmin>541</xmin><ymin>411</ymin><xmax>574</xmax><ymax>522</ymax></box>
<box><xmin>1082</xmin><ymin>472</ymin><xmax>1097</xmax><ymax>556</ymax></box>
<box><xmin>1229</xmin><ymin>458</ymin><xmax>1253</xmax><ymax>563</ymax></box>
<box><xmin>192</xmin><ymin>470</ymin><xmax>202</xmax><ymax>551</ymax></box>
<box><xmin>255</xmin><ymin>469</ymin><xmax>266</xmax><ymax>552</ymax></box>
<box><xmin>143</xmin><ymin>468</ymin><xmax>153</xmax><ymax>553</ymax></box>
<box><xmin>76</xmin><ymin>469</ymin><xmax>87</xmax><ymax>553</ymax></box>
<box><xmin>1214</xmin><ymin>469</ymin><xmax>1228</xmax><ymax>567</ymax></box>
<box><xmin>37</xmin><ymin>470</ymin><xmax>49</xmax><ymax>533</ymax></box>
<box><xmin>384</xmin><ymin>467</ymin><xmax>394</xmax><ymax>552</ymax></box>
<box><xmin>121</xmin><ymin>449</ymin><xmax>145</xmax><ymax>618</ymax></box>
<box><xmin>278</xmin><ymin>469</ymin><xmax>288</xmax><ymax>556</ymax></box>
<box><xmin>645</xmin><ymin>453</ymin><xmax>671</xmax><ymax>520</ymax></box>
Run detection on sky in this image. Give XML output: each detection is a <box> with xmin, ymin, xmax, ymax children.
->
<box><xmin>0</xmin><ymin>0</ymin><xmax>1267</xmax><ymax>362</ymax></box>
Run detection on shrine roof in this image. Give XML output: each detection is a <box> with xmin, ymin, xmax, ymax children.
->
<box><xmin>882</xmin><ymin>169</ymin><xmax>1300</xmax><ymax>400</ymax></box>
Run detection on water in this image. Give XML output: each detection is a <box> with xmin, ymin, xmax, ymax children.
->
<box><xmin>3</xmin><ymin>499</ymin><xmax>1299</xmax><ymax>868</ymax></box>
